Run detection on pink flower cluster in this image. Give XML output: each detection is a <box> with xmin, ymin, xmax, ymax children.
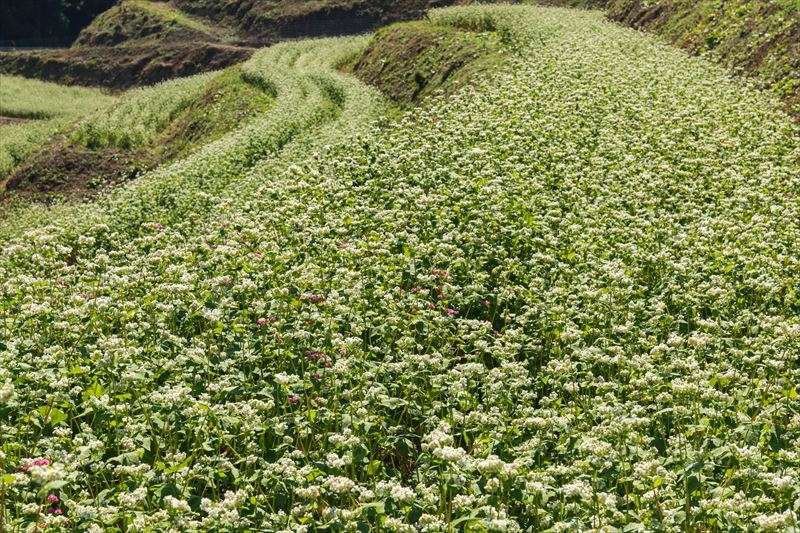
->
<box><xmin>306</xmin><ymin>350</ymin><xmax>332</xmax><ymax>368</ymax></box>
<box><xmin>20</xmin><ymin>457</ymin><xmax>50</xmax><ymax>472</ymax></box>
<box><xmin>47</xmin><ymin>494</ymin><xmax>63</xmax><ymax>515</ymax></box>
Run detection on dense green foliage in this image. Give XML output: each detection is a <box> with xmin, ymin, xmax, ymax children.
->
<box><xmin>607</xmin><ymin>0</ymin><xmax>800</xmax><ymax>115</ymax></box>
<box><xmin>0</xmin><ymin>65</ymin><xmax>276</xmax><ymax>207</ymax></box>
<box><xmin>2</xmin><ymin>4</ymin><xmax>800</xmax><ymax>531</ymax></box>
<box><xmin>73</xmin><ymin>64</ymin><xmax>278</xmax><ymax>160</ymax></box>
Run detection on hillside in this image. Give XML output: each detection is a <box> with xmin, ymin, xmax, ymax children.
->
<box><xmin>72</xmin><ymin>0</ymin><xmax>235</xmax><ymax>47</ymax></box>
<box><xmin>2</xmin><ymin>4</ymin><xmax>800</xmax><ymax>530</ymax></box>
<box><xmin>529</xmin><ymin>0</ymin><xmax>800</xmax><ymax>117</ymax></box>
<box><xmin>0</xmin><ymin>6</ymin><xmax>494</xmax><ymax>202</ymax></box>
<box><xmin>0</xmin><ymin>77</ymin><xmax>115</xmax><ymax>193</ymax></box>
<box><xmin>607</xmin><ymin>0</ymin><xmax>800</xmax><ymax>117</ymax></box>
<box><xmin>0</xmin><ymin>65</ymin><xmax>279</xmax><ymax>202</ymax></box>
<box><xmin>171</xmin><ymin>0</ymin><xmax>466</xmax><ymax>41</ymax></box>
<box><xmin>0</xmin><ymin>0</ymin><xmax>465</xmax><ymax>89</ymax></box>
<box><xmin>348</xmin><ymin>20</ymin><xmax>505</xmax><ymax>104</ymax></box>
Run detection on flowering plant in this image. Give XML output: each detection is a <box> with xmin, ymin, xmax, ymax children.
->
<box><xmin>2</xmin><ymin>4</ymin><xmax>800</xmax><ymax>531</ymax></box>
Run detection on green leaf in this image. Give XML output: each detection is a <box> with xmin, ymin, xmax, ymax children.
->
<box><xmin>164</xmin><ymin>455</ymin><xmax>193</xmax><ymax>474</ymax></box>
<box><xmin>40</xmin><ymin>480</ymin><xmax>67</xmax><ymax>493</ymax></box>
<box><xmin>49</xmin><ymin>408</ymin><xmax>68</xmax><ymax>425</ymax></box>
<box><xmin>380</xmin><ymin>396</ymin><xmax>407</xmax><ymax>409</ymax></box>
<box><xmin>356</xmin><ymin>501</ymin><xmax>385</xmax><ymax>515</ymax></box>
<box><xmin>82</xmin><ymin>382</ymin><xmax>105</xmax><ymax>400</ymax></box>
<box><xmin>37</xmin><ymin>406</ymin><xmax>67</xmax><ymax>425</ymax></box>
<box><xmin>450</xmin><ymin>516</ymin><xmax>485</xmax><ymax>531</ymax></box>
<box><xmin>366</xmin><ymin>460</ymin><xmax>382</xmax><ymax>476</ymax></box>
<box><xmin>109</xmin><ymin>450</ymin><xmax>144</xmax><ymax>465</ymax></box>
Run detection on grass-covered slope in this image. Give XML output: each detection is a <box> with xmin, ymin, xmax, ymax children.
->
<box><xmin>2</xmin><ymin>4</ymin><xmax>800</xmax><ymax>531</ymax></box>
<box><xmin>0</xmin><ymin>77</ymin><xmax>114</xmax><ymax>121</ymax></box>
<box><xmin>349</xmin><ymin>20</ymin><xmax>504</xmax><ymax>104</ymax></box>
<box><xmin>73</xmin><ymin>0</ymin><xmax>226</xmax><ymax>47</ymax></box>
<box><xmin>173</xmin><ymin>0</ymin><xmax>468</xmax><ymax>41</ymax></box>
<box><xmin>1</xmin><ymin>0</ymin><xmax>253</xmax><ymax>90</ymax></box>
<box><xmin>0</xmin><ymin>77</ymin><xmax>115</xmax><ymax>191</ymax></box>
<box><xmin>0</xmin><ymin>0</ymin><xmax>246</xmax><ymax>90</ymax></box>
<box><xmin>605</xmin><ymin>0</ymin><xmax>800</xmax><ymax>116</ymax></box>
<box><xmin>0</xmin><ymin>0</ymin><xmax>465</xmax><ymax>89</ymax></box>
<box><xmin>2</xmin><ymin>74</ymin><xmax>213</xmax><ymax>200</ymax></box>
<box><xmin>0</xmin><ymin>42</ymin><xmax>254</xmax><ymax>90</ymax></box>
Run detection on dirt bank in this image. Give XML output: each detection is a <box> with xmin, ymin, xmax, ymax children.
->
<box><xmin>0</xmin><ymin>42</ymin><xmax>254</xmax><ymax>89</ymax></box>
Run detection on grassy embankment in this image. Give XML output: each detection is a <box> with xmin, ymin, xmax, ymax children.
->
<box><xmin>0</xmin><ymin>77</ymin><xmax>115</xmax><ymax>191</ymax></box>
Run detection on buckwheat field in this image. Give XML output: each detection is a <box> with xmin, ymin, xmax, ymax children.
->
<box><xmin>2</xmin><ymin>5</ymin><xmax>800</xmax><ymax>532</ymax></box>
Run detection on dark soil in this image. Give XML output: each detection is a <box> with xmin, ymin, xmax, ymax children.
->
<box><xmin>4</xmin><ymin>139</ymin><xmax>154</xmax><ymax>200</ymax></box>
<box><xmin>0</xmin><ymin>42</ymin><xmax>254</xmax><ymax>89</ymax></box>
<box><xmin>0</xmin><ymin>116</ymin><xmax>30</xmax><ymax>126</ymax></box>
<box><xmin>171</xmin><ymin>0</ymin><xmax>467</xmax><ymax>43</ymax></box>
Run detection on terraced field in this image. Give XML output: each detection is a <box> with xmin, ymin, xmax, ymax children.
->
<box><xmin>0</xmin><ymin>78</ymin><xmax>115</xmax><ymax>191</ymax></box>
<box><xmin>2</xmin><ymin>4</ymin><xmax>800</xmax><ymax>531</ymax></box>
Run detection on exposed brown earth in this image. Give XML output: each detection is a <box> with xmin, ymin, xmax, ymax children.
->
<box><xmin>0</xmin><ymin>116</ymin><xmax>30</xmax><ymax>126</ymax></box>
<box><xmin>0</xmin><ymin>43</ymin><xmax>255</xmax><ymax>89</ymax></box>
<box><xmin>3</xmin><ymin>139</ymin><xmax>154</xmax><ymax>200</ymax></box>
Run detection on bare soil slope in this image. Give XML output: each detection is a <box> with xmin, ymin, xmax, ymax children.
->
<box><xmin>0</xmin><ymin>43</ymin><xmax>254</xmax><ymax>89</ymax></box>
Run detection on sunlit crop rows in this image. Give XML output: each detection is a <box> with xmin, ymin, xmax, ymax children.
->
<box><xmin>2</xmin><ymin>5</ymin><xmax>800</xmax><ymax>531</ymax></box>
<box><xmin>0</xmin><ymin>76</ymin><xmax>113</xmax><ymax>121</ymax></box>
<box><xmin>70</xmin><ymin>72</ymin><xmax>215</xmax><ymax>150</ymax></box>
